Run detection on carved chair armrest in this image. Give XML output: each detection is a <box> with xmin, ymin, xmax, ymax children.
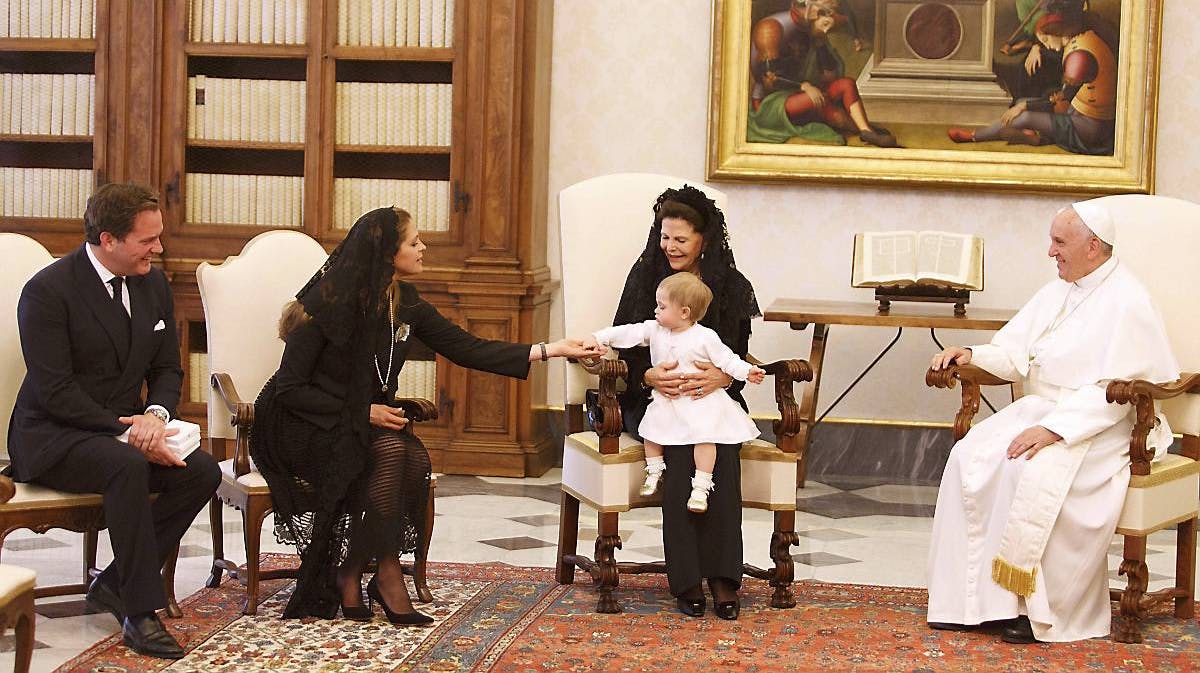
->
<box><xmin>210</xmin><ymin>372</ymin><xmax>255</xmax><ymax>477</ymax></box>
<box><xmin>575</xmin><ymin>357</ymin><xmax>629</xmax><ymax>447</ymax></box>
<box><xmin>755</xmin><ymin>357</ymin><xmax>813</xmax><ymax>443</ymax></box>
<box><xmin>925</xmin><ymin>364</ymin><xmax>1014</xmax><ymax>442</ymax></box>
<box><xmin>393</xmin><ymin>397</ymin><xmax>439</xmax><ymax>423</ymax></box>
<box><xmin>0</xmin><ymin>475</ymin><xmax>14</xmax><ymax>504</ymax></box>
<box><xmin>1106</xmin><ymin>372</ymin><xmax>1200</xmax><ymax>475</ymax></box>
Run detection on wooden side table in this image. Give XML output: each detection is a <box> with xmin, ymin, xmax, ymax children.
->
<box><xmin>763</xmin><ymin>299</ymin><xmax>1015</xmax><ymax>486</ymax></box>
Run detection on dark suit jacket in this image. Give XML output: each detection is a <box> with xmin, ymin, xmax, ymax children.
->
<box><xmin>275</xmin><ymin>283</ymin><xmax>531</xmax><ymax>430</ymax></box>
<box><xmin>7</xmin><ymin>245</ymin><xmax>183</xmax><ymax>481</ymax></box>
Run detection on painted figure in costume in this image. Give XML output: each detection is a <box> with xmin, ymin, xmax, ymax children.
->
<box><xmin>585</xmin><ymin>272</ymin><xmax>764</xmax><ymax>513</ymax></box>
<box><xmin>926</xmin><ymin>200</ymin><xmax>1179</xmax><ymax>643</ymax></box>
<box><xmin>949</xmin><ymin>10</ymin><xmax>1116</xmax><ymax>155</ymax></box>
<box><xmin>748</xmin><ymin>0</ymin><xmax>897</xmax><ymax>147</ymax></box>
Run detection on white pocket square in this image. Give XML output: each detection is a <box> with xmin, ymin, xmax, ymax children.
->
<box><xmin>153</xmin><ymin>319</ymin><xmax>166</xmax><ymax>331</ymax></box>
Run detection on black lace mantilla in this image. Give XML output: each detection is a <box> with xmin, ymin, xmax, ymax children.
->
<box><xmin>613</xmin><ymin>184</ymin><xmax>760</xmax><ymax>338</ymax></box>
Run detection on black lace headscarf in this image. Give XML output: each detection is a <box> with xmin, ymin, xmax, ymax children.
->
<box><xmin>613</xmin><ymin>184</ymin><xmax>760</xmax><ymax>344</ymax></box>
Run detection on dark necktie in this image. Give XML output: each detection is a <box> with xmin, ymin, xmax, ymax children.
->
<box><xmin>108</xmin><ymin>277</ymin><xmax>128</xmax><ymax>317</ymax></box>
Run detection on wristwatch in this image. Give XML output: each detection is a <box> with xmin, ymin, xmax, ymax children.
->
<box><xmin>145</xmin><ymin>406</ymin><xmax>170</xmax><ymax>424</ymax></box>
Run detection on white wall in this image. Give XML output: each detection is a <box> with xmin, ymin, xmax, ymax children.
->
<box><xmin>544</xmin><ymin>1</ymin><xmax>1200</xmax><ymax>423</ymax></box>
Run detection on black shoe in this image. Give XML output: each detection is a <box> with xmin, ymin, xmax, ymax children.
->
<box><xmin>85</xmin><ymin>579</ymin><xmax>125</xmax><ymax>625</ymax></box>
<box><xmin>336</xmin><ymin>575</ymin><xmax>374</xmax><ymax>622</ymax></box>
<box><xmin>707</xmin><ymin>579</ymin><xmax>739</xmax><ymax>620</ymax></box>
<box><xmin>122</xmin><ymin>613</ymin><xmax>185</xmax><ymax>660</ymax></box>
<box><xmin>675</xmin><ymin>596</ymin><xmax>705</xmax><ymax>617</ymax></box>
<box><xmin>929</xmin><ymin>621</ymin><xmax>973</xmax><ymax>631</ymax></box>
<box><xmin>713</xmin><ymin>599</ymin><xmax>739</xmax><ymax>620</ymax></box>
<box><xmin>366</xmin><ymin>577</ymin><xmax>434</xmax><ymax>626</ymax></box>
<box><xmin>1001</xmin><ymin>615</ymin><xmax>1038</xmax><ymax>644</ymax></box>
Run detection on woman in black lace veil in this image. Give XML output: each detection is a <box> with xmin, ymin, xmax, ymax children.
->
<box><xmin>251</xmin><ymin>207</ymin><xmax>600</xmax><ymax>622</ymax></box>
<box><xmin>612</xmin><ymin>185</ymin><xmax>760</xmax><ymax>619</ymax></box>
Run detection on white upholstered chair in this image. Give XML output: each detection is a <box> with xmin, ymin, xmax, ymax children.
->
<box><xmin>199</xmin><ymin>229</ymin><xmax>438</xmax><ymax>615</ymax></box>
<box><xmin>927</xmin><ymin>194</ymin><xmax>1200</xmax><ymax>643</ymax></box>
<box><xmin>555</xmin><ymin>173</ymin><xmax>809</xmax><ymax>612</ymax></box>
<box><xmin>0</xmin><ymin>233</ymin><xmax>181</xmax><ymax>618</ymax></box>
<box><xmin>0</xmin><ymin>564</ymin><xmax>35</xmax><ymax>673</ymax></box>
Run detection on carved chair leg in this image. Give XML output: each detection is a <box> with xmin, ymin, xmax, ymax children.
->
<box><xmin>769</xmin><ymin>510</ymin><xmax>798</xmax><ymax>608</ymax></box>
<box><xmin>241</xmin><ymin>503</ymin><xmax>269</xmax><ymax>616</ymax></box>
<box><xmin>206</xmin><ymin>496</ymin><xmax>226</xmax><ymax>588</ymax></box>
<box><xmin>413</xmin><ymin>482</ymin><xmax>435</xmax><ymax>603</ymax></box>
<box><xmin>159</xmin><ymin>544</ymin><xmax>182</xmax><ymax>618</ymax></box>
<box><xmin>556</xmin><ymin>491</ymin><xmax>580</xmax><ymax>585</ymax></box>
<box><xmin>12</xmin><ymin>590</ymin><xmax>34</xmax><ymax>673</ymax></box>
<box><xmin>594</xmin><ymin>511</ymin><xmax>622</xmax><ymax>614</ymax></box>
<box><xmin>1114</xmin><ymin>534</ymin><xmax>1148</xmax><ymax>644</ymax></box>
<box><xmin>1176</xmin><ymin>517</ymin><xmax>1196</xmax><ymax>619</ymax></box>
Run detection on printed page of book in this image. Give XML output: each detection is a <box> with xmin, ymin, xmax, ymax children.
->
<box><xmin>914</xmin><ymin>231</ymin><xmax>984</xmax><ymax>290</ymax></box>
<box><xmin>851</xmin><ymin>231</ymin><xmax>918</xmax><ymax>287</ymax></box>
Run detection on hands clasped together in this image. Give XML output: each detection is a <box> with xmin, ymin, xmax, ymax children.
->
<box><xmin>930</xmin><ymin>346</ymin><xmax>1062</xmax><ymax>461</ymax></box>
<box><xmin>118</xmin><ymin>413</ymin><xmax>184</xmax><ymax>467</ymax></box>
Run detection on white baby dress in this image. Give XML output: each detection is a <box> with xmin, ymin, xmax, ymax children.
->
<box><xmin>593</xmin><ymin>320</ymin><xmax>760</xmax><ymax>446</ymax></box>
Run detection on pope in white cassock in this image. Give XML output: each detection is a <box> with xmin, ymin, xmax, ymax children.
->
<box><xmin>926</xmin><ymin>200</ymin><xmax>1180</xmax><ymax>643</ymax></box>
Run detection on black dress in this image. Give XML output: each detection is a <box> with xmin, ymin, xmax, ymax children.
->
<box><xmin>251</xmin><ymin>281</ymin><xmax>531</xmax><ymax>618</ymax></box>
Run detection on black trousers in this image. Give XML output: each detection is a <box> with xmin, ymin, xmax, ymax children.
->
<box><xmin>35</xmin><ymin>436</ymin><xmax>221</xmax><ymax>616</ymax></box>
<box><xmin>661</xmin><ymin>442</ymin><xmax>743</xmax><ymax>597</ymax></box>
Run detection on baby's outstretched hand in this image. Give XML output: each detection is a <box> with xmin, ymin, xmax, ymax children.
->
<box><xmin>747</xmin><ymin>366</ymin><xmax>765</xmax><ymax>384</ymax></box>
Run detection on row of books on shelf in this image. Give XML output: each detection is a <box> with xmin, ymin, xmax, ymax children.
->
<box><xmin>334</xmin><ymin>82</ymin><xmax>451</xmax><ymax>147</ymax></box>
<box><xmin>394</xmin><ymin>360</ymin><xmax>436</xmax><ymax>402</ymax></box>
<box><xmin>0</xmin><ymin>167</ymin><xmax>91</xmax><ymax>219</ymax></box>
<box><xmin>333</xmin><ymin>178</ymin><xmax>449</xmax><ymax>232</ymax></box>
<box><xmin>187</xmin><ymin>0</ymin><xmax>306</xmax><ymax>46</ymax></box>
<box><xmin>0</xmin><ymin>0</ymin><xmax>95</xmax><ymax>39</ymax></box>
<box><xmin>185</xmin><ymin>173</ymin><xmax>303</xmax><ymax>227</ymax></box>
<box><xmin>187</xmin><ymin>352</ymin><xmax>211</xmax><ymax>404</ymax></box>
<box><xmin>188</xmin><ymin>76</ymin><xmax>305</xmax><ymax>144</ymax></box>
<box><xmin>0</xmin><ymin>73</ymin><xmax>94</xmax><ymax>137</ymax></box>
<box><xmin>338</xmin><ymin>0</ymin><xmax>454</xmax><ymax>48</ymax></box>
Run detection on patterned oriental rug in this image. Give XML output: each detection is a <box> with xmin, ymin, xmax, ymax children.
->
<box><xmin>56</xmin><ymin>554</ymin><xmax>1200</xmax><ymax>672</ymax></box>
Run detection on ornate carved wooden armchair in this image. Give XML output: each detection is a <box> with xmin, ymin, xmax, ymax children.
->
<box><xmin>555</xmin><ymin>173</ymin><xmax>810</xmax><ymax>612</ymax></box>
<box><xmin>927</xmin><ymin>194</ymin><xmax>1200</xmax><ymax>643</ymax></box>
<box><xmin>198</xmin><ymin>230</ymin><xmax>438</xmax><ymax>614</ymax></box>
<box><xmin>0</xmin><ymin>233</ymin><xmax>181</xmax><ymax>617</ymax></box>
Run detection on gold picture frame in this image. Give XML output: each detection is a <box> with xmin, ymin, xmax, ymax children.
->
<box><xmin>707</xmin><ymin>0</ymin><xmax>1162</xmax><ymax>194</ymax></box>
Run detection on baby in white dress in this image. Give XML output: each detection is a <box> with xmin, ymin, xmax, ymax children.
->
<box><xmin>584</xmin><ymin>272</ymin><xmax>764</xmax><ymax>513</ymax></box>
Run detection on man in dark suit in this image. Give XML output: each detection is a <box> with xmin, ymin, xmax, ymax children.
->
<box><xmin>8</xmin><ymin>183</ymin><xmax>220</xmax><ymax>659</ymax></box>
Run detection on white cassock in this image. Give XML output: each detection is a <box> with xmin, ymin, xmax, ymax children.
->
<box><xmin>927</xmin><ymin>256</ymin><xmax>1179</xmax><ymax>642</ymax></box>
<box><xmin>593</xmin><ymin>320</ymin><xmax>759</xmax><ymax>446</ymax></box>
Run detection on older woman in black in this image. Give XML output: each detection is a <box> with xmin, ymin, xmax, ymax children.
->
<box><xmin>251</xmin><ymin>207</ymin><xmax>600</xmax><ymax>622</ymax></box>
<box><xmin>612</xmin><ymin>185</ymin><xmax>760</xmax><ymax>620</ymax></box>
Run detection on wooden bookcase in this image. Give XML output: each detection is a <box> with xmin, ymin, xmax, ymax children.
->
<box><xmin>2</xmin><ymin>0</ymin><xmax>558</xmax><ymax>477</ymax></box>
<box><xmin>0</xmin><ymin>0</ymin><xmax>107</xmax><ymax>248</ymax></box>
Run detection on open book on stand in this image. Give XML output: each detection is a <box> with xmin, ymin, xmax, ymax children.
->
<box><xmin>852</xmin><ymin>230</ymin><xmax>984</xmax><ymax>290</ymax></box>
<box><xmin>851</xmin><ymin>231</ymin><xmax>984</xmax><ymax>315</ymax></box>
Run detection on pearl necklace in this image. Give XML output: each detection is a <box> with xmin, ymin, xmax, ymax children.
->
<box><xmin>374</xmin><ymin>299</ymin><xmax>396</xmax><ymax>394</ymax></box>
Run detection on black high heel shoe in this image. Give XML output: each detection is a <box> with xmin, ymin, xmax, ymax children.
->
<box><xmin>707</xmin><ymin>579</ymin><xmax>740</xmax><ymax>621</ymax></box>
<box><xmin>366</xmin><ymin>577</ymin><xmax>434</xmax><ymax>626</ymax></box>
<box><xmin>675</xmin><ymin>585</ymin><xmax>705</xmax><ymax>617</ymax></box>
<box><xmin>336</xmin><ymin>577</ymin><xmax>374</xmax><ymax>622</ymax></box>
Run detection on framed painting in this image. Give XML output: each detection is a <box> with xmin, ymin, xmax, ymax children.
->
<box><xmin>707</xmin><ymin>0</ymin><xmax>1162</xmax><ymax>193</ymax></box>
